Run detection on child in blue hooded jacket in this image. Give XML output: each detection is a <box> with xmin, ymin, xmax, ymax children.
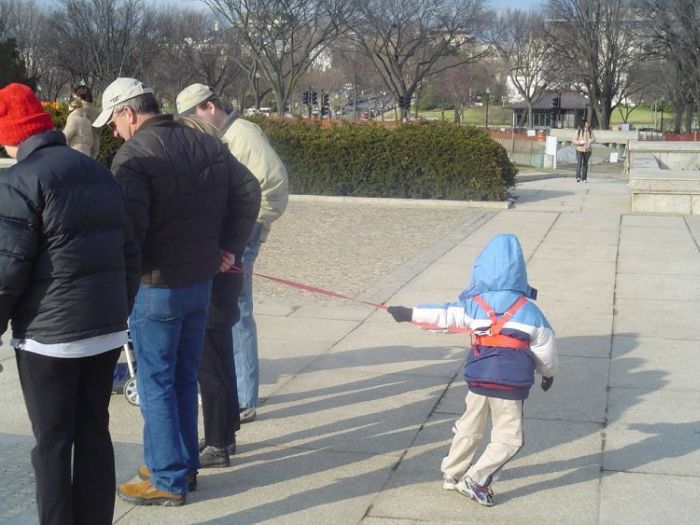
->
<box><xmin>388</xmin><ymin>233</ymin><xmax>557</xmax><ymax>507</ymax></box>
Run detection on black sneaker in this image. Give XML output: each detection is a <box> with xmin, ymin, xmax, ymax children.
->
<box><xmin>199</xmin><ymin>435</ymin><xmax>236</xmax><ymax>455</ymax></box>
<box><xmin>199</xmin><ymin>446</ymin><xmax>230</xmax><ymax>468</ymax></box>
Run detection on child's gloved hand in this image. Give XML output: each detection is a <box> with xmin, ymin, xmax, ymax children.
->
<box><xmin>387</xmin><ymin>306</ymin><xmax>413</xmax><ymax>323</ymax></box>
<box><xmin>541</xmin><ymin>376</ymin><xmax>554</xmax><ymax>392</ymax></box>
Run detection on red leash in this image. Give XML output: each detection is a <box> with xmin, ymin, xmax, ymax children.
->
<box><xmin>226</xmin><ymin>266</ymin><xmax>472</xmax><ymax>335</ymax></box>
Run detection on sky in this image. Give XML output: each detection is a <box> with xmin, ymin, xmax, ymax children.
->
<box><xmin>490</xmin><ymin>0</ymin><xmax>545</xmax><ymax>11</ymax></box>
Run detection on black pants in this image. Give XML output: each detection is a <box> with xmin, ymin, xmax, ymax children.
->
<box><xmin>576</xmin><ymin>150</ymin><xmax>592</xmax><ymax>180</ymax></box>
<box><xmin>199</xmin><ymin>271</ymin><xmax>243</xmax><ymax>448</ymax></box>
<box><xmin>15</xmin><ymin>347</ymin><xmax>120</xmax><ymax>525</ymax></box>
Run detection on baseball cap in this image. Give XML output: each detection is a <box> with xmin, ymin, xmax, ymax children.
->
<box><xmin>93</xmin><ymin>77</ymin><xmax>154</xmax><ymax>128</ymax></box>
<box><xmin>176</xmin><ymin>83</ymin><xmax>215</xmax><ymax>115</ymax></box>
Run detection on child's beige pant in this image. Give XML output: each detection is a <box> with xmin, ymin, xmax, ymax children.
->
<box><xmin>441</xmin><ymin>390</ymin><xmax>524</xmax><ymax>486</ymax></box>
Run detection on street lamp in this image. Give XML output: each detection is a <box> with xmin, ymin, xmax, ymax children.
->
<box><xmin>485</xmin><ymin>87</ymin><xmax>491</xmax><ymax>128</ymax></box>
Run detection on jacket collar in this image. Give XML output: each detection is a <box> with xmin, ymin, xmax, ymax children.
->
<box><xmin>16</xmin><ymin>131</ymin><xmax>66</xmax><ymax>162</ymax></box>
<box><xmin>220</xmin><ymin>110</ymin><xmax>240</xmax><ymax>136</ymax></box>
<box><xmin>135</xmin><ymin>114</ymin><xmax>176</xmax><ymax>134</ymax></box>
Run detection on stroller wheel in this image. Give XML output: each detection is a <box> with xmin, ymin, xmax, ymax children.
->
<box><xmin>124</xmin><ymin>377</ymin><xmax>140</xmax><ymax>406</ymax></box>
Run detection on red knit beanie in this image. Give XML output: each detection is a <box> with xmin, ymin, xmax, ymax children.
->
<box><xmin>0</xmin><ymin>83</ymin><xmax>54</xmax><ymax>146</ymax></box>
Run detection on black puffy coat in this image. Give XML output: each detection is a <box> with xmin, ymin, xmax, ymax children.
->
<box><xmin>0</xmin><ymin>131</ymin><xmax>141</xmax><ymax>344</ymax></box>
<box><xmin>111</xmin><ymin>115</ymin><xmax>261</xmax><ymax>288</ymax></box>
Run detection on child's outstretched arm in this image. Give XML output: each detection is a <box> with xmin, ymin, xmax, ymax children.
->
<box><xmin>387</xmin><ymin>303</ymin><xmax>471</xmax><ymax>330</ymax></box>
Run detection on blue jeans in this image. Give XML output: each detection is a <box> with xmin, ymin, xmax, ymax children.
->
<box><xmin>130</xmin><ymin>280</ymin><xmax>212</xmax><ymax>494</ymax></box>
<box><xmin>232</xmin><ymin>223</ymin><xmax>262</xmax><ymax>409</ymax></box>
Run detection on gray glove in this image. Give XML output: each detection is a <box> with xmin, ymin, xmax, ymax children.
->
<box><xmin>387</xmin><ymin>306</ymin><xmax>413</xmax><ymax>323</ymax></box>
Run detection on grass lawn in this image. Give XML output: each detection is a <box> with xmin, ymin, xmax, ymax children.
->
<box><xmin>414</xmin><ymin>105</ymin><xmax>675</xmax><ymax>130</ymax></box>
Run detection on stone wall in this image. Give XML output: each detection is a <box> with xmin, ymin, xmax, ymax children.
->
<box><xmin>628</xmin><ymin>142</ymin><xmax>700</xmax><ymax>214</ymax></box>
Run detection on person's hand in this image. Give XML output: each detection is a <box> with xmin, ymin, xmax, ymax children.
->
<box><xmin>387</xmin><ymin>306</ymin><xmax>413</xmax><ymax>323</ymax></box>
<box><xmin>541</xmin><ymin>376</ymin><xmax>554</xmax><ymax>392</ymax></box>
<box><xmin>219</xmin><ymin>250</ymin><xmax>236</xmax><ymax>273</ymax></box>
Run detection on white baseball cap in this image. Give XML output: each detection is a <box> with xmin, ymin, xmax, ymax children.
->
<box><xmin>93</xmin><ymin>77</ymin><xmax>154</xmax><ymax>128</ymax></box>
<box><xmin>176</xmin><ymin>83</ymin><xmax>215</xmax><ymax>115</ymax></box>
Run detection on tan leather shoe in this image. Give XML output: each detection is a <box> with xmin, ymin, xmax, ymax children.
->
<box><xmin>117</xmin><ymin>479</ymin><xmax>185</xmax><ymax>507</ymax></box>
<box><xmin>137</xmin><ymin>465</ymin><xmax>197</xmax><ymax>491</ymax></box>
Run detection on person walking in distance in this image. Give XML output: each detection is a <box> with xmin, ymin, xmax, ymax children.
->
<box><xmin>176</xmin><ymin>84</ymin><xmax>289</xmax><ymax>424</ymax></box>
<box><xmin>0</xmin><ymin>83</ymin><xmax>140</xmax><ymax>525</ymax></box>
<box><xmin>387</xmin><ymin>234</ymin><xmax>558</xmax><ymax>507</ymax></box>
<box><xmin>574</xmin><ymin>119</ymin><xmax>595</xmax><ymax>183</ymax></box>
<box><xmin>94</xmin><ymin>78</ymin><xmax>260</xmax><ymax>506</ymax></box>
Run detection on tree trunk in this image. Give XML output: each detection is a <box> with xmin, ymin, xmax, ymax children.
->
<box><xmin>275</xmin><ymin>92</ymin><xmax>286</xmax><ymax>117</ymax></box>
<box><xmin>526</xmin><ymin>100</ymin><xmax>534</xmax><ymax>129</ymax></box>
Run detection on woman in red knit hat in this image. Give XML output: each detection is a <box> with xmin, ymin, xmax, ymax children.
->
<box><xmin>0</xmin><ymin>83</ymin><xmax>141</xmax><ymax>525</ymax></box>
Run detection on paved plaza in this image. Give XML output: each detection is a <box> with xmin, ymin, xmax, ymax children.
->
<box><xmin>2</xmin><ymin>164</ymin><xmax>699</xmax><ymax>524</ymax></box>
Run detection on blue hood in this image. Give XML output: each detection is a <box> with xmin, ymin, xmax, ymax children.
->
<box><xmin>459</xmin><ymin>234</ymin><xmax>535</xmax><ymax>301</ymax></box>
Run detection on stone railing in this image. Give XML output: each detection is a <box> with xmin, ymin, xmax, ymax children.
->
<box><xmin>627</xmin><ymin>142</ymin><xmax>700</xmax><ymax>214</ymax></box>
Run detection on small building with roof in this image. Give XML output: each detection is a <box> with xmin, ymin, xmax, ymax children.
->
<box><xmin>511</xmin><ymin>91</ymin><xmax>589</xmax><ymax>129</ymax></box>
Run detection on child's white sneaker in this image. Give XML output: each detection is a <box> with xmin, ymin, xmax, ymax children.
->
<box><xmin>456</xmin><ymin>476</ymin><xmax>495</xmax><ymax>506</ymax></box>
<box><xmin>442</xmin><ymin>474</ymin><xmax>459</xmax><ymax>490</ymax></box>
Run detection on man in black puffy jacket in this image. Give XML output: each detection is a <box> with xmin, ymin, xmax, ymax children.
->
<box><xmin>92</xmin><ymin>78</ymin><xmax>261</xmax><ymax>507</ymax></box>
<box><xmin>0</xmin><ymin>83</ymin><xmax>141</xmax><ymax>525</ymax></box>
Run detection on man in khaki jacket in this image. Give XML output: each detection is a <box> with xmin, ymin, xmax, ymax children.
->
<box><xmin>176</xmin><ymin>84</ymin><xmax>288</xmax><ymax>426</ymax></box>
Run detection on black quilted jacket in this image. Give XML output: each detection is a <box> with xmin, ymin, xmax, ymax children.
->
<box><xmin>110</xmin><ymin>115</ymin><xmax>261</xmax><ymax>288</ymax></box>
<box><xmin>0</xmin><ymin>131</ymin><xmax>141</xmax><ymax>344</ymax></box>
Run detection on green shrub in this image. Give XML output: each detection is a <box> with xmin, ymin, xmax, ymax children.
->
<box><xmin>249</xmin><ymin>117</ymin><xmax>516</xmax><ymax>201</ymax></box>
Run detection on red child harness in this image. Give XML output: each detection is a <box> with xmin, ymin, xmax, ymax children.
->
<box><xmin>471</xmin><ymin>295</ymin><xmax>530</xmax><ymax>354</ymax></box>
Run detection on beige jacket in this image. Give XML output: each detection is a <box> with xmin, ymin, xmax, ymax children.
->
<box><xmin>574</xmin><ymin>128</ymin><xmax>595</xmax><ymax>153</ymax></box>
<box><xmin>220</xmin><ymin>114</ymin><xmax>288</xmax><ymax>241</ymax></box>
<box><xmin>63</xmin><ymin>106</ymin><xmax>95</xmax><ymax>156</ymax></box>
<box><xmin>83</xmin><ymin>102</ymin><xmax>101</xmax><ymax>158</ymax></box>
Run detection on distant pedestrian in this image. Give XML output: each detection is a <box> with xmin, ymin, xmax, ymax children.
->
<box><xmin>69</xmin><ymin>85</ymin><xmax>102</xmax><ymax>159</ymax></box>
<box><xmin>63</xmin><ymin>95</ymin><xmax>94</xmax><ymax>156</ymax></box>
<box><xmin>387</xmin><ymin>234</ymin><xmax>558</xmax><ymax>507</ymax></box>
<box><xmin>0</xmin><ymin>82</ymin><xmax>141</xmax><ymax>525</ymax></box>
<box><xmin>176</xmin><ymin>113</ymin><xmax>258</xmax><ymax>468</ymax></box>
<box><xmin>176</xmin><ymin>83</ymin><xmax>289</xmax><ymax>424</ymax></box>
<box><xmin>93</xmin><ymin>77</ymin><xmax>260</xmax><ymax>507</ymax></box>
<box><xmin>574</xmin><ymin>119</ymin><xmax>595</xmax><ymax>182</ymax></box>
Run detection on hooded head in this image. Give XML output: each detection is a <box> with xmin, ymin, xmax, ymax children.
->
<box><xmin>459</xmin><ymin>234</ymin><xmax>536</xmax><ymax>301</ymax></box>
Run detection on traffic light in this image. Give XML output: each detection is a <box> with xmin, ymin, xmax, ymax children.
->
<box><xmin>398</xmin><ymin>95</ymin><xmax>409</xmax><ymax>110</ymax></box>
<box><xmin>302</xmin><ymin>91</ymin><xmax>309</xmax><ymax>105</ymax></box>
<box><xmin>552</xmin><ymin>96</ymin><xmax>561</xmax><ymax>110</ymax></box>
<box><xmin>322</xmin><ymin>93</ymin><xmax>329</xmax><ymax>108</ymax></box>
<box><xmin>311</xmin><ymin>90</ymin><xmax>318</xmax><ymax>106</ymax></box>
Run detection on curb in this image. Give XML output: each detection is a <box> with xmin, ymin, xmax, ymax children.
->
<box><xmin>289</xmin><ymin>194</ymin><xmax>512</xmax><ymax>209</ymax></box>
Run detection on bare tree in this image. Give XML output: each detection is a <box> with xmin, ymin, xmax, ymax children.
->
<box><xmin>47</xmin><ymin>0</ymin><xmax>161</xmax><ymax>90</ymax></box>
<box><xmin>203</xmin><ymin>0</ymin><xmax>349</xmax><ymax>116</ymax></box>
<box><xmin>349</xmin><ymin>0</ymin><xmax>488</xmax><ymax>121</ymax></box>
<box><xmin>0</xmin><ymin>0</ymin><xmax>71</xmax><ymax>97</ymax></box>
<box><xmin>434</xmin><ymin>59</ymin><xmax>490</xmax><ymax>123</ymax></box>
<box><xmin>546</xmin><ymin>0</ymin><xmax>645</xmax><ymax>130</ymax></box>
<box><xmin>328</xmin><ymin>38</ymin><xmax>382</xmax><ymax>118</ymax></box>
<box><xmin>639</xmin><ymin>0</ymin><xmax>699</xmax><ymax>132</ymax></box>
<box><xmin>150</xmin><ymin>9</ymin><xmax>247</xmax><ymax>105</ymax></box>
<box><xmin>487</xmin><ymin>10</ymin><xmax>556</xmax><ymax>128</ymax></box>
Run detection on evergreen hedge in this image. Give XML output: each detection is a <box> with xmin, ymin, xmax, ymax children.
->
<box><xmin>249</xmin><ymin>117</ymin><xmax>516</xmax><ymax>201</ymax></box>
<box><xmin>5</xmin><ymin>108</ymin><xmax>516</xmax><ymax>203</ymax></box>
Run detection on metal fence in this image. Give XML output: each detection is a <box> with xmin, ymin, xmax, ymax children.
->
<box><xmin>487</xmin><ymin>131</ymin><xmax>547</xmax><ymax>168</ymax></box>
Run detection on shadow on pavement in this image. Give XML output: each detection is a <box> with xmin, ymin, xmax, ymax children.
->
<box><xmin>180</xmin><ymin>331</ymin><xmax>695</xmax><ymax>524</ymax></box>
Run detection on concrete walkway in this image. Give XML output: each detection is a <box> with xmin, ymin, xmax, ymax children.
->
<box><xmin>2</xmin><ymin>164</ymin><xmax>699</xmax><ymax>524</ymax></box>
